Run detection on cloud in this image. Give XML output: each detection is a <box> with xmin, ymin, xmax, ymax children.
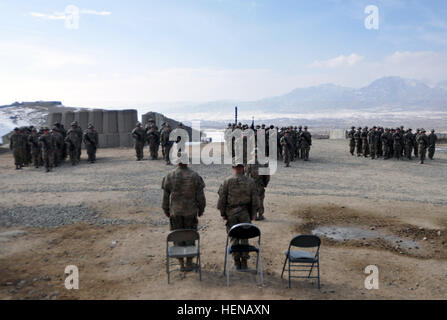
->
<box><xmin>80</xmin><ymin>9</ymin><xmax>112</xmax><ymax>16</ymax></box>
<box><xmin>30</xmin><ymin>8</ymin><xmax>111</xmax><ymax>21</ymax></box>
<box><xmin>309</xmin><ymin>54</ymin><xmax>364</xmax><ymax>68</ymax></box>
<box><xmin>30</xmin><ymin>12</ymin><xmax>65</xmax><ymax>20</ymax></box>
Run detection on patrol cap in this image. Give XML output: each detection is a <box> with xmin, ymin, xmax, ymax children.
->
<box><xmin>351</xmin><ymin>126</ymin><xmax>355</xmax><ymax>129</ymax></box>
<box><xmin>31</xmin><ymin>128</ymin><xmax>37</xmax><ymax>132</ymax></box>
<box><xmin>88</xmin><ymin>124</ymin><xmax>94</xmax><ymax>129</ymax></box>
<box><xmin>421</xmin><ymin>129</ymin><xmax>426</xmax><ymax>133</ymax></box>
<box><xmin>14</xmin><ymin>127</ymin><xmax>19</xmax><ymax>131</ymax></box>
<box><xmin>304</xmin><ymin>126</ymin><xmax>308</xmax><ymax>129</ymax></box>
<box><xmin>431</xmin><ymin>129</ymin><xmax>435</xmax><ymax>132</ymax></box>
<box><xmin>136</xmin><ymin>122</ymin><xmax>141</xmax><ymax>127</ymax></box>
<box><xmin>71</xmin><ymin>121</ymin><xmax>77</xmax><ymax>126</ymax></box>
<box><xmin>232</xmin><ymin>158</ymin><xmax>245</xmax><ymax>167</ymax></box>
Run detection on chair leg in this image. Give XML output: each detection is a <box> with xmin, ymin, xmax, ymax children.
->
<box><xmin>256</xmin><ymin>252</ymin><xmax>259</xmax><ymax>274</ymax></box>
<box><xmin>258</xmin><ymin>250</ymin><xmax>264</xmax><ymax>285</ymax></box>
<box><xmin>288</xmin><ymin>259</ymin><xmax>291</xmax><ymax>288</ymax></box>
<box><xmin>308</xmin><ymin>262</ymin><xmax>315</xmax><ymax>278</ymax></box>
<box><xmin>167</xmin><ymin>256</ymin><xmax>170</xmax><ymax>284</ymax></box>
<box><xmin>317</xmin><ymin>261</ymin><xmax>321</xmax><ymax>290</ymax></box>
<box><xmin>281</xmin><ymin>257</ymin><xmax>288</xmax><ymax>279</ymax></box>
<box><xmin>226</xmin><ymin>249</ymin><xmax>231</xmax><ymax>286</ymax></box>
<box><xmin>223</xmin><ymin>245</ymin><xmax>228</xmax><ymax>276</ymax></box>
<box><xmin>198</xmin><ymin>254</ymin><xmax>202</xmax><ymax>281</ymax></box>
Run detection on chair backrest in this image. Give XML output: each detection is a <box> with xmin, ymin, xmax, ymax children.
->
<box><xmin>167</xmin><ymin>229</ymin><xmax>200</xmax><ymax>243</ymax></box>
<box><xmin>228</xmin><ymin>223</ymin><xmax>260</xmax><ymax>240</ymax></box>
<box><xmin>290</xmin><ymin>235</ymin><xmax>321</xmax><ymax>248</ymax></box>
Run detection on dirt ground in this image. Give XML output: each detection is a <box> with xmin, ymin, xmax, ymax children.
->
<box><xmin>0</xmin><ymin>140</ymin><xmax>446</xmax><ymax>300</ymax></box>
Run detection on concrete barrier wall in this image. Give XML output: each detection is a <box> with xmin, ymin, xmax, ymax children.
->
<box><xmin>61</xmin><ymin>111</ymin><xmax>75</xmax><ymax>129</ymax></box>
<box><xmin>88</xmin><ymin>110</ymin><xmax>104</xmax><ymax>133</ymax></box>
<box><xmin>75</xmin><ymin>110</ymin><xmax>90</xmax><ymax>131</ymax></box>
<box><xmin>119</xmin><ymin>133</ymin><xmax>133</xmax><ymax>148</ymax></box>
<box><xmin>142</xmin><ymin>111</ymin><xmax>194</xmax><ymax>141</ymax></box>
<box><xmin>47</xmin><ymin>112</ymin><xmax>62</xmax><ymax>127</ymax></box>
<box><xmin>103</xmin><ymin>111</ymin><xmax>118</xmax><ymax>134</ymax></box>
<box><xmin>329</xmin><ymin>129</ymin><xmax>347</xmax><ymax>140</ymax></box>
<box><xmin>118</xmin><ymin>110</ymin><xmax>137</xmax><ymax>133</ymax></box>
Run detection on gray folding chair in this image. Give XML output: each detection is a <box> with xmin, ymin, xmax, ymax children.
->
<box><xmin>166</xmin><ymin>229</ymin><xmax>201</xmax><ymax>284</ymax></box>
<box><xmin>281</xmin><ymin>235</ymin><xmax>321</xmax><ymax>289</ymax></box>
<box><xmin>223</xmin><ymin>223</ymin><xmax>263</xmax><ymax>286</ymax></box>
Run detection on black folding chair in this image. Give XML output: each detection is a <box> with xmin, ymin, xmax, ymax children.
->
<box><xmin>281</xmin><ymin>235</ymin><xmax>321</xmax><ymax>289</ymax></box>
<box><xmin>223</xmin><ymin>223</ymin><xmax>263</xmax><ymax>286</ymax></box>
<box><xmin>166</xmin><ymin>229</ymin><xmax>201</xmax><ymax>284</ymax></box>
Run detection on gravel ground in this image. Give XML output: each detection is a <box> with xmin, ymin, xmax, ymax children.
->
<box><xmin>0</xmin><ymin>140</ymin><xmax>446</xmax><ymax>300</ymax></box>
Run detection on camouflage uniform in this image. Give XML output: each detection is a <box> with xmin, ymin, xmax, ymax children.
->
<box><xmin>417</xmin><ymin>131</ymin><xmax>429</xmax><ymax>164</ymax></box>
<box><xmin>428</xmin><ymin>131</ymin><xmax>438</xmax><ymax>160</ymax></box>
<box><xmin>217</xmin><ymin>170</ymin><xmax>259</xmax><ymax>265</ymax></box>
<box><xmin>160</xmin><ymin>126</ymin><xmax>174</xmax><ymax>165</ymax></box>
<box><xmin>83</xmin><ymin>126</ymin><xmax>99</xmax><ymax>163</ymax></box>
<box><xmin>348</xmin><ymin>128</ymin><xmax>356</xmax><ymax>156</ymax></box>
<box><xmin>403</xmin><ymin>130</ymin><xmax>414</xmax><ymax>160</ymax></box>
<box><xmin>131</xmin><ymin>124</ymin><xmax>146</xmax><ymax>161</ymax></box>
<box><xmin>39</xmin><ymin>131</ymin><xmax>55</xmax><ymax>172</ymax></box>
<box><xmin>381</xmin><ymin>129</ymin><xmax>392</xmax><ymax>159</ymax></box>
<box><xmin>246</xmin><ymin>162</ymin><xmax>270</xmax><ymax>220</ymax></box>
<box><xmin>9</xmin><ymin>130</ymin><xmax>24</xmax><ymax>169</ymax></box>
<box><xmin>162</xmin><ymin>165</ymin><xmax>206</xmax><ymax>268</ymax></box>
<box><xmin>393</xmin><ymin>130</ymin><xmax>403</xmax><ymax>160</ymax></box>
<box><xmin>300</xmin><ymin>128</ymin><xmax>312</xmax><ymax>161</ymax></box>
<box><xmin>146</xmin><ymin>125</ymin><xmax>160</xmax><ymax>160</ymax></box>
<box><xmin>361</xmin><ymin>128</ymin><xmax>369</xmax><ymax>157</ymax></box>
<box><xmin>354</xmin><ymin>128</ymin><xmax>362</xmax><ymax>157</ymax></box>
<box><xmin>28</xmin><ymin>130</ymin><xmax>42</xmax><ymax>168</ymax></box>
<box><xmin>65</xmin><ymin>129</ymin><xmax>80</xmax><ymax>165</ymax></box>
<box><xmin>52</xmin><ymin>129</ymin><xmax>64</xmax><ymax>167</ymax></box>
<box><xmin>280</xmin><ymin>133</ymin><xmax>292</xmax><ymax>167</ymax></box>
<box><xmin>413</xmin><ymin>130</ymin><xmax>420</xmax><ymax>157</ymax></box>
<box><xmin>368</xmin><ymin>128</ymin><xmax>378</xmax><ymax>159</ymax></box>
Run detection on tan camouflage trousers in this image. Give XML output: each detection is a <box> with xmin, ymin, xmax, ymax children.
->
<box><xmin>226</xmin><ymin>210</ymin><xmax>251</xmax><ymax>261</ymax></box>
<box><xmin>169</xmin><ymin>214</ymin><xmax>198</xmax><ymax>246</ymax></box>
<box><xmin>43</xmin><ymin>149</ymin><xmax>54</xmax><ymax>170</ymax></box>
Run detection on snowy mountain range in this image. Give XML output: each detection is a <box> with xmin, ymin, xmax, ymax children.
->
<box><xmin>179</xmin><ymin>76</ymin><xmax>447</xmax><ymax>113</ymax></box>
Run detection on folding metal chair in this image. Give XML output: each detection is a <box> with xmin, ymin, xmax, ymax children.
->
<box><xmin>281</xmin><ymin>235</ymin><xmax>321</xmax><ymax>289</ymax></box>
<box><xmin>223</xmin><ymin>223</ymin><xmax>263</xmax><ymax>286</ymax></box>
<box><xmin>166</xmin><ymin>229</ymin><xmax>201</xmax><ymax>284</ymax></box>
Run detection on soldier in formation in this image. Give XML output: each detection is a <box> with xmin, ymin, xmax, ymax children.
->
<box><xmin>132</xmin><ymin>122</ymin><xmax>146</xmax><ymax>161</ymax></box>
<box><xmin>245</xmin><ymin>150</ymin><xmax>270</xmax><ymax>221</ymax></box>
<box><xmin>83</xmin><ymin>124</ymin><xmax>99</xmax><ymax>163</ymax></box>
<box><xmin>348</xmin><ymin>126</ymin><xmax>439</xmax><ymax>164</ymax></box>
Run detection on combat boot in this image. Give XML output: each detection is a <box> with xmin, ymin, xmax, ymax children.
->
<box><xmin>235</xmin><ymin>258</ymin><xmax>242</xmax><ymax>271</ymax></box>
<box><xmin>240</xmin><ymin>259</ymin><xmax>248</xmax><ymax>271</ymax></box>
<box><xmin>185</xmin><ymin>258</ymin><xmax>195</xmax><ymax>272</ymax></box>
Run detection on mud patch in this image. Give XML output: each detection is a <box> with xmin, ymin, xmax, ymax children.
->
<box><xmin>294</xmin><ymin>205</ymin><xmax>446</xmax><ymax>260</ymax></box>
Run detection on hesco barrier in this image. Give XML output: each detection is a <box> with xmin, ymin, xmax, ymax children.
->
<box><xmin>117</xmin><ymin>110</ymin><xmax>138</xmax><ymax>133</ymax></box>
<box><xmin>47</xmin><ymin>112</ymin><xmax>62</xmax><ymax>127</ymax></box>
<box><xmin>103</xmin><ymin>111</ymin><xmax>118</xmax><ymax>134</ymax></box>
<box><xmin>75</xmin><ymin>110</ymin><xmax>90</xmax><ymax>131</ymax></box>
<box><xmin>61</xmin><ymin>111</ymin><xmax>75</xmax><ymax>129</ymax></box>
<box><xmin>88</xmin><ymin>109</ymin><xmax>104</xmax><ymax>134</ymax></box>
<box><xmin>41</xmin><ymin>109</ymin><xmax>201</xmax><ymax>148</ymax></box>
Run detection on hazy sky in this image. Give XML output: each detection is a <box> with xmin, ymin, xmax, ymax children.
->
<box><xmin>1</xmin><ymin>0</ymin><xmax>447</xmax><ymax>108</ymax></box>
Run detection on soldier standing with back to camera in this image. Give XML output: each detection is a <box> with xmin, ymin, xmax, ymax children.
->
<box><xmin>381</xmin><ymin>128</ymin><xmax>392</xmax><ymax>160</ymax></box>
<box><xmin>52</xmin><ymin>127</ymin><xmax>64</xmax><ymax>167</ymax></box>
<box><xmin>280</xmin><ymin>131</ymin><xmax>292</xmax><ymax>167</ymax></box>
<box><xmin>393</xmin><ymin>128</ymin><xmax>403</xmax><ymax>160</ymax></box>
<box><xmin>146</xmin><ymin>121</ymin><xmax>160</xmax><ymax>160</ymax></box>
<box><xmin>246</xmin><ymin>150</ymin><xmax>270</xmax><ymax>221</ymax></box>
<box><xmin>217</xmin><ymin>159</ymin><xmax>259</xmax><ymax>271</ymax></box>
<box><xmin>161</xmin><ymin>155</ymin><xmax>206</xmax><ymax>272</ymax></box>
<box><xmin>361</xmin><ymin>127</ymin><xmax>369</xmax><ymax>157</ymax></box>
<box><xmin>65</xmin><ymin>127</ymin><xmax>80</xmax><ymax>165</ymax></box>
